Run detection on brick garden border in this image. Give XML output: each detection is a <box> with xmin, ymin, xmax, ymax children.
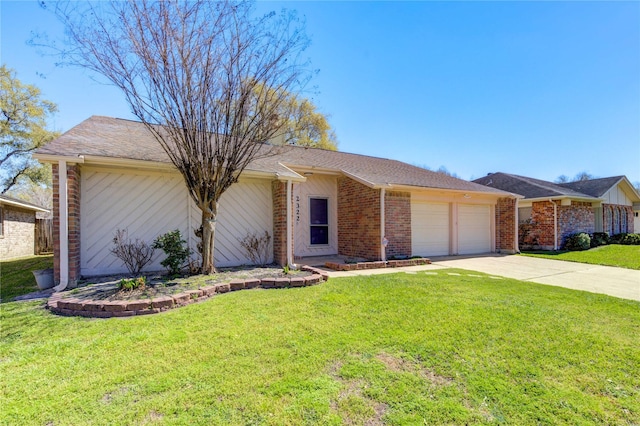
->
<box><xmin>324</xmin><ymin>257</ymin><xmax>431</xmax><ymax>271</ymax></box>
<box><xmin>47</xmin><ymin>266</ymin><xmax>329</xmax><ymax>318</ymax></box>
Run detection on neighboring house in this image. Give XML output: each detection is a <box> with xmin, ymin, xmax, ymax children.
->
<box><xmin>35</xmin><ymin>116</ymin><xmax>519</xmax><ymax>288</ymax></box>
<box><xmin>0</xmin><ymin>195</ymin><xmax>49</xmax><ymax>260</ymax></box>
<box><xmin>473</xmin><ymin>173</ymin><xmax>640</xmax><ymax>250</ymax></box>
<box><xmin>558</xmin><ymin>176</ymin><xmax>640</xmax><ymax>236</ymax></box>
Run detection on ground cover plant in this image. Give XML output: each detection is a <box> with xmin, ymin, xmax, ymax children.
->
<box><xmin>2</xmin><ymin>270</ymin><xmax>639</xmax><ymax>425</ymax></box>
<box><xmin>521</xmin><ymin>244</ymin><xmax>640</xmax><ymax>270</ymax></box>
<box><xmin>0</xmin><ymin>255</ymin><xmax>53</xmax><ymax>302</ymax></box>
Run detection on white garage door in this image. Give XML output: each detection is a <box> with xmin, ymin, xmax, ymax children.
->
<box><xmin>458</xmin><ymin>204</ymin><xmax>492</xmax><ymax>254</ymax></box>
<box><xmin>411</xmin><ymin>202</ymin><xmax>450</xmax><ymax>256</ymax></box>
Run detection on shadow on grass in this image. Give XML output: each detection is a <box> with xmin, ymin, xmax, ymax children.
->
<box><xmin>0</xmin><ymin>255</ymin><xmax>53</xmax><ymax>302</ymax></box>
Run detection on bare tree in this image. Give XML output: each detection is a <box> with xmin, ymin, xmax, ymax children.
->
<box><xmin>48</xmin><ymin>0</ymin><xmax>311</xmax><ymax>273</ymax></box>
<box><xmin>555</xmin><ymin>171</ymin><xmax>595</xmax><ymax>183</ymax></box>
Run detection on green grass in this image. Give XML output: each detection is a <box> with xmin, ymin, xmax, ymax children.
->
<box><xmin>0</xmin><ymin>255</ymin><xmax>54</xmax><ymax>302</ymax></box>
<box><xmin>521</xmin><ymin>244</ymin><xmax>640</xmax><ymax>270</ymax></box>
<box><xmin>2</xmin><ymin>270</ymin><xmax>639</xmax><ymax>425</ymax></box>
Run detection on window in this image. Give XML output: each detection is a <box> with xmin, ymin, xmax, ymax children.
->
<box><xmin>309</xmin><ymin>197</ymin><xmax>329</xmax><ymax>245</ymax></box>
<box><xmin>0</xmin><ymin>206</ymin><xmax>4</xmax><ymax>237</ymax></box>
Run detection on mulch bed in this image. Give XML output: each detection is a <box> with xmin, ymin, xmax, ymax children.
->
<box><xmin>47</xmin><ymin>265</ymin><xmax>329</xmax><ymax>318</ymax></box>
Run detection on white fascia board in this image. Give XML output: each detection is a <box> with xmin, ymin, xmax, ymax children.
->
<box><xmin>33</xmin><ymin>153</ymin><xmax>85</xmax><ymax>164</ymax></box>
<box><xmin>341</xmin><ymin>171</ymin><xmax>379</xmax><ymax>188</ymax></box>
<box><xmin>275</xmin><ymin>163</ymin><xmax>307</xmax><ymax>182</ymax></box>
<box><xmin>388</xmin><ymin>183</ymin><xmax>521</xmax><ymax>199</ymax></box>
<box><xmin>0</xmin><ymin>198</ymin><xmax>49</xmax><ymax>213</ymax></box>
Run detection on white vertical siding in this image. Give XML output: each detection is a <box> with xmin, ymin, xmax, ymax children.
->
<box><xmin>81</xmin><ymin>167</ymin><xmax>273</xmax><ymax>276</ymax></box>
<box><xmin>603</xmin><ymin>186</ymin><xmax>632</xmax><ymax>206</ymax></box>
<box><xmin>293</xmin><ymin>175</ymin><xmax>338</xmax><ymax>257</ymax></box>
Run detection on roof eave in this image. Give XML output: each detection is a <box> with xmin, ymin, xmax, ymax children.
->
<box><xmin>387</xmin><ymin>183</ymin><xmax>522</xmax><ymax>198</ymax></box>
<box><xmin>0</xmin><ymin>197</ymin><xmax>49</xmax><ymax>213</ymax></box>
<box><xmin>523</xmin><ymin>195</ymin><xmax>600</xmax><ymax>203</ymax></box>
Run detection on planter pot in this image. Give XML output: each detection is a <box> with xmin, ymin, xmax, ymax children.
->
<box><xmin>32</xmin><ymin>268</ymin><xmax>55</xmax><ymax>290</ymax></box>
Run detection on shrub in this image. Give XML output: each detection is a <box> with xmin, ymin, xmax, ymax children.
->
<box><xmin>238</xmin><ymin>230</ymin><xmax>272</xmax><ymax>266</ymax></box>
<box><xmin>153</xmin><ymin>230</ymin><xmax>191</xmax><ymax>275</ymax></box>
<box><xmin>590</xmin><ymin>232</ymin><xmax>609</xmax><ymax>248</ymax></box>
<box><xmin>563</xmin><ymin>232</ymin><xmax>591</xmax><ymax>251</ymax></box>
<box><xmin>611</xmin><ymin>233</ymin><xmax>640</xmax><ymax>245</ymax></box>
<box><xmin>110</xmin><ymin>229</ymin><xmax>155</xmax><ymax>275</ymax></box>
<box><xmin>117</xmin><ymin>276</ymin><xmax>147</xmax><ymax>291</ymax></box>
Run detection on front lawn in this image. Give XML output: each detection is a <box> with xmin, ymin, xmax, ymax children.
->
<box><xmin>2</xmin><ymin>270</ymin><xmax>639</xmax><ymax>425</ymax></box>
<box><xmin>521</xmin><ymin>244</ymin><xmax>640</xmax><ymax>270</ymax></box>
<box><xmin>0</xmin><ymin>255</ymin><xmax>54</xmax><ymax>302</ymax></box>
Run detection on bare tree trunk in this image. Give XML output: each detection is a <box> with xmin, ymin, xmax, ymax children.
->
<box><xmin>200</xmin><ymin>202</ymin><xmax>219</xmax><ymax>274</ymax></box>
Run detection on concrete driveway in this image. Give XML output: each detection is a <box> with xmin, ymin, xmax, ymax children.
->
<box><xmin>429</xmin><ymin>255</ymin><xmax>640</xmax><ymax>301</ymax></box>
<box><xmin>324</xmin><ymin>254</ymin><xmax>640</xmax><ymax>301</ymax></box>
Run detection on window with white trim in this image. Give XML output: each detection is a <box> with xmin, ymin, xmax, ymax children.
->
<box><xmin>309</xmin><ymin>197</ymin><xmax>329</xmax><ymax>245</ymax></box>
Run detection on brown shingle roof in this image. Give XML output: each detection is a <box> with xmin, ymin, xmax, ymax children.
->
<box><xmin>37</xmin><ymin>115</ymin><xmax>512</xmax><ymax>195</ymax></box>
<box><xmin>473</xmin><ymin>172</ymin><xmax>599</xmax><ymax>200</ymax></box>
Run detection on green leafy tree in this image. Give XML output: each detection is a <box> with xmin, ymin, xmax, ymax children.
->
<box><xmin>282</xmin><ymin>95</ymin><xmax>337</xmax><ymax>150</ymax></box>
<box><xmin>0</xmin><ymin>65</ymin><xmax>59</xmax><ymax>193</ymax></box>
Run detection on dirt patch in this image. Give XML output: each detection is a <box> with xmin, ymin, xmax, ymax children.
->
<box><xmin>376</xmin><ymin>352</ymin><xmax>453</xmax><ymax>386</ymax></box>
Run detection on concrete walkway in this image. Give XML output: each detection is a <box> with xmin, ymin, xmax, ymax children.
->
<box><xmin>322</xmin><ymin>254</ymin><xmax>640</xmax><ymax>302</ymax></box>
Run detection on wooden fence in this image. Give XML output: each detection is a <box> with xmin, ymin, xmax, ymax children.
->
<box><xmin>35</xmin><ymin>218</ymin><xmax>53</xmax><ymax>255</ymax></box>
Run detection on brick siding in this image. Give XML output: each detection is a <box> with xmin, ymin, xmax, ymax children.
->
<box><xmin>271</xmin><ymin>180</ymin><xmax>289</xmax><ymax>266</ymax></box>
<box><xmin>384</xmin><ymin>191</ymin><xmax>411</xmax><ymax>258</ymax></box>
<box><xmin>520</xmin><ymin>200</ymin><xmax>596</xmax><ymax>250</ymax></box>
<box><xmin>337</xmin><ymin>177</ymin><xmax>381</xmax><ymax>260</ymax></box>
<box><xmin>52</xmin><ymin>163</ymin><xmax>82</xmax><ymax>286</ymax></box>
<box><xmin>0</xmin><ymin>205</ymin><xmax>36</xmax><ymax>259</ymax></box>
<box><xmin>495</xmin><ymin>197</ymin><xmax>516</xmax><ymax>252</ymax></box>
<box><xmin>558</xmin><ymin>201</ymin><xmax>594</xmax><ymax>247</ymax></box>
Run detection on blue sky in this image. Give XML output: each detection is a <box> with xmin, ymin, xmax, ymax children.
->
<box><xmin>2</xmin><ymin>1</ymin><xmax>639</xmax><ymax>184</ymax></box>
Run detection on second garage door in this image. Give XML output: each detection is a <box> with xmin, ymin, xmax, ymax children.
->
<box><xmin>411</xmin><ymin>201</ymin><xmax>450</xmax><ymax>256</ymax></box>
<box><xmin>458</xmin><ymin>204</ymin><xmax>492</xmax><ymax>254</ymax></box>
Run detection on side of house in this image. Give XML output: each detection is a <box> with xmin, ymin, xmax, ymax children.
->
<box><xmin>0</xmin><ymin>195</ymin><xmax>49</xmax><ymax>260</ymax></box>
<box><xmin>474</xmin><ymin>173</ymin><xmax>640</xmax><ymax>250</ymax></box>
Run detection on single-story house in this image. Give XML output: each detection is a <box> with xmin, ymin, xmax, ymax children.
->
<box><xmin>473</xmin><ymin>173</ymin><xmax>639</xmax><ymax>250</ymax></box>
<box><xmin>35</xmin><ymin>116</ymin><xmax>519</xmax><ymax>288</ymax></box>
<box><xmin>0</xmin><ymin>195</ymin><xmax>50</xmax><ymax>260</ymax></box>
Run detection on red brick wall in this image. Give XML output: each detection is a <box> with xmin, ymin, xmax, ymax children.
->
<box><xmin>529</xmin><ymin>201</ymin><xmax>556</xmax><ymax>249</ymax></box>
<box><xmin>558</xmin><ymin>201</ymin><xmax>594</xmax><ymax>247</ymax></box>
<box><xmin>496</xmin><ymin>197</ymin><xmax>516</xmax><ymax>252</ymax></box>
<box><xmin>384</xmin><ymin>191</ymin><xmax>411</xmax><ymax>258</ymax></box>
<box><xmin>272</xmin><ymin>180</ymin><xmax>289</xmax><ymax>266</ymax></box>
<box><xmin>68</xmin><ymin>165</ymin><xmax>81</xmax><ymax>284</ymax></box>
<box><xmin>337</xmin><ymin>177</ymin><xmax>381</xmax><ymax>260</ymax></box>
<box><xmin>52</xmin><ymin>163</ymin><xmax>81</xmax><ymax>285</ymax></box>
<box><xmin>520</xmin><ymin>200</ymin><xmax>596</xmax><ymax>250</ymax></box>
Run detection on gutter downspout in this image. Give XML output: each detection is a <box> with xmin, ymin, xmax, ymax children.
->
<box><xmin>286</xmin><ymin>179</ymin><xmax>297</xmax><ymax>269</ymax></box>
<box><xmin>549</xmin><ymin>199</ymin><xmax>558</xmax><ymax>251</ymax></box>
<box><xmin>55</xmin><ymin>160</ymin><xmax>69</xmax><ymax>291</ymax></box>
<box><xmin>380</xmin><ymin>188</ymin><xmax>386</xmax><ymax>261</ymax></box>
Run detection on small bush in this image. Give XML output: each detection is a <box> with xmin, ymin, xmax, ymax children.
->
<box><xmin>153</xmin><ymin>230</ymin><xmax>191</xmax><ymax>275</ymax></box>
<box><xmin>238</xmin><ymin>230</ymin><xmax>272</xmax><ymax>266</ymax></box>
<box><xmin>117</xmin><ymin>276</ymin><xmax>147</xmax><ymax>291</ymax></box>
<box><xmin>564</xmin><ymin>233</ymin><xmax>591</xmax><ymax>251</ymax></box>
<box><xmin>611</xmin><ymin>233</ymin><xmax>640</xmax><ymax>245</ymax></box>
<box><xmin>590</xmin><ymin>232</ymin><xmax>609</xmax><ymax>248</ymax></box>
<box><xmin>110</xmin><ymin>229</ymin><xmax>155</xmax><ymax>275</ymax></box>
